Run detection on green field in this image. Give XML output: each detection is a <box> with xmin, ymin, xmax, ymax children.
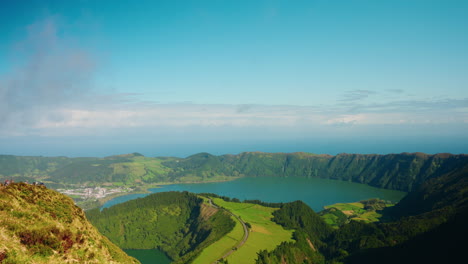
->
<box><xmin>109</xmin><ymin>156</ymin><xmax>174</xmax><ymax>183</ymax></box>
<box><xmin>192</xmin><ymin>214</ymin><xmax>244</xmax><ymax>264</ymax></box>
<box><xmin>324</xmin><ymin>202</ymin><xmax>365</xmax><ymax>212</ymax></box>
<box><xmin>321</xmin><ymin>199</ymin><xmax>392</xmax><ymax>227</ymax></box>
<box><xmin>212</xmin><ymin>198</ymin><xmax>294</xmax><ymax>264</ymax></box>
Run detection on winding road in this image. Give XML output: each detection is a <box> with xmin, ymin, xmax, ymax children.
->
<box><xmin>207</xmin><ymin>198</ymin><xmax>249</xmax><ymax>263</ymax></box>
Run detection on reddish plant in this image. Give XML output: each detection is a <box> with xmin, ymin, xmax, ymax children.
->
<box><xmin>0</xmin><ymin>251</ymin><xmax>7</xmax><ymax>261</ymax></box>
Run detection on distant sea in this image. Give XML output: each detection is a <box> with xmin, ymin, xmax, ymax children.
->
<box><xmin>1</xmin><ymin>137</ymin><xmax>467</xmax><ymax>158</ymax></box>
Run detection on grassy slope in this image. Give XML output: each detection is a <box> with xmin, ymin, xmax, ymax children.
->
<box><xmin>212</xmin><ymin>198</ymin><xmax>294</xmax><ymax>264</ymax></box>
<box><xmin>0</xmin><ymin>183</ymin><xmax>138</xmax><ymax>264</ymax></box>
<box><xmin>320</xmin><ymin>200</ymin><xmax>392</xmax><ymax>228</ymax></box>
<box><xmin>192</xmin><ymin>196</ymin><xmax>244</xmax><ymax>264</ymax></box>
<box><xmin>192</xmin><ymin>214</ymin><xmax>244</xmax><ymax>264</ymax></box>
<box><xmin>110</xmin><ymin>156</ymin><xmax>175</xmax><ymax>184</ymax></box>
<box><xmin>49</xmin><ymin>155</ymin><xmax>176</xmax><ymax>185</ymax></box>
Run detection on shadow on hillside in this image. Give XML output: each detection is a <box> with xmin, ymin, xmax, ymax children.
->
<box><xmin>345</xmin><ymin>206</ymin><xmax>468</xmax><ymax>264</ymax></box>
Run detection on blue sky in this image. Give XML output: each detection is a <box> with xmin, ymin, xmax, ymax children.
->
<box><xmin>0</xmin><ymin>0</ymin><xmax>467</xmax><ymax>157</ymax></box>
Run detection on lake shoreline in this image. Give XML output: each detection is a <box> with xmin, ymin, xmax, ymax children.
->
<box><xmin>90</xmin><ymin>177</ymin><xmax>242</xmax><ymax>210</ymax></box>
<box><xmin>102</xmin><ymin>177</ymin><xmax>407</xmax><ymax>212</ymax></box>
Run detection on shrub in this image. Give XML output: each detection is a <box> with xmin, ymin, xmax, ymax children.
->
<box><xmin>19</xmin><ymin>229</ymin><xmax>58</xmax><ymax>247</ymax></box>
<box><xmin>0</xmin><ymin>251</ymin><xmax>7</xmax><ymax>261</ymax></box>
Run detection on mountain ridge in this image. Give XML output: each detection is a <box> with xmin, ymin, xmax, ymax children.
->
<box><xmin>1</xmin><ymin>152</ymin><xmax>467</xmax><ymax>192</ymax></box>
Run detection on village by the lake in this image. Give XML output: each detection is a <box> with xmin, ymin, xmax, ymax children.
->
<box><xmin>58</xmin><ymin>186</ymin><xmax>132</xmax><ymax>200</ymax></box>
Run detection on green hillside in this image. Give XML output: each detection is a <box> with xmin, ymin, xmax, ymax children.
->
<box><xmin>1</xmin><ymin>152</ymin><xmax>467</xmax><ymax>194</ymax></box>
<box><xmin>256</xmin><ymin>200</ymin><xmax>332</xmax><ymax>264</ymax></box>
<box><xmin>0</xmin><ymin>182</ymin><xmax>138</xmax><ymax>264</ymax></box>
<box><xmin>320</xmin><ymin>199</ymin><xmax>393</xmax><ymax>228</ymax></box>
<box><xmin>164</xmin><ymin>152</ymin><xmax>468</xmax><ymax>192</ymax></box>
<box><xmin>211</xmin><ymin>198</ymin><xmax>294</xmax><ymax>264</ymax></box>
<box><xmin>256</xmin><ymin>162</ymin><xmax>468</xmax><ymax>264</ymax></box>
<box><xmin>86</xmin><ymin>191</ymin><xmax>235</xmax><ymax>263</ymax></box>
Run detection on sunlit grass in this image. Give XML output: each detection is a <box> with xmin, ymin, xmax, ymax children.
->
<box><xmin>192</xmin><ymin>214</ymin><xmax>244</xmax><ymax>264</ymax></box>
<box><xmin>321</xmin><ymin>200</ymin><xmax>391</xmax><ymax>226</ymax></box>
<box><xmin>214</xmin><ymin>198</ymin><xmax>294</xmax><ymax>264</ymax></box>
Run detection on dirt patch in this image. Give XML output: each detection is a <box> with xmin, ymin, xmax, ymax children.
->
<box><xmin>200</xmin><ymin>203</ymin><xmax>218</xmax><ymax>220</ymax></box>
<box><xmin>342</xmin><ymin>210</ymin><xmax>354</xmax><ymax>216</ymax></box>
<box><xmin>306</xmin><ymin>238</ymin><xmax>316</xmax><ymax>252</ymax></box>
<box><xmin>251</xmin><ymin>225</ymin><xmax>271</xmax><ymax>235</ymax></box>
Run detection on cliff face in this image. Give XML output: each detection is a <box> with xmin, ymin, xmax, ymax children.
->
<box><xmin>164</xmin><ymin>152</ymin><xmax>468</xmax><ymax>191</ymax></box>
<box><xmin>0</xmin><ymin>183</ymin><xmax>139</xmax><ymax>264</ymax></box>
<box><xmin>388</xmin><ymin>161</ymin><xmax>468</xmax><ymax>217</ymax></box>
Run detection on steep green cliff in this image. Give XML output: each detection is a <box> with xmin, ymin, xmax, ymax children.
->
<box><xmin>0</xmin><ymin>182</ymin><xmax>138</xmax><ymax>264</ymax></box>
<box><xmin>164</xmin><ymin>152</ymin><xmax>468</xmax><ymax>191</ymax></box>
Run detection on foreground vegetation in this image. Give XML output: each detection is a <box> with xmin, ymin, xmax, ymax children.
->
<box><xmin>0</xmin><ymin>183</ymin><xmax>138</xmax><ymax>264</ymax></box>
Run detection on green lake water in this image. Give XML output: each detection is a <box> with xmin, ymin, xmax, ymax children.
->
<box><xmin>104</xmin><ymin>177</ymin><xmax>406</xmax><ymax>212</ymax></box>
<box><xmin>105</xmin><ymin>177</ymin><xmax>407</xmax><ymax>264</ymax></box>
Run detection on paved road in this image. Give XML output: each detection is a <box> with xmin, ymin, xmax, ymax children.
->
<box><xmin>207</xmin><ymin>198</ymin><xmax>218</xmax><ymax>208</ymax></box>
<box><xmin>207</xmin><ymin>198</ymin><xmax>249</xmax><ymax>263</ymax></box>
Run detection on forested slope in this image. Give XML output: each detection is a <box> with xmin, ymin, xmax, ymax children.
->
<box><xmin>86</xmin><ymin>191</ymin><xmax>235</xmax><ymax>263</ymax></box>
<box><xmin>164</xmin><ymin>152</ymin><xmax>468</xmax><ymax>191</ymax></box>
<box><xmin>256</xmin><ymin>201</ymin><xmax>332</xmax><ymax>263</ymax></box>
<box><xmin>256</xmin><ymin>161</ymin><xmax>468</xmax><ymax>264</ymax></box>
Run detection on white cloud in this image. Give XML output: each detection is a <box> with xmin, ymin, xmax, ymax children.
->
<box><xmin>325</xmin><ymin>114</ymin><xmax>364</xmax><ymax>125</ymax></box>
<box><xmin>0</xmin><ymin>17</ymin><xmax>96</xmax><ymax>132</ymax></box>
<box><xmin>2</xmin><ymin>96</ymin><xmax>458</xmax><ymax>137</ymax></box>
